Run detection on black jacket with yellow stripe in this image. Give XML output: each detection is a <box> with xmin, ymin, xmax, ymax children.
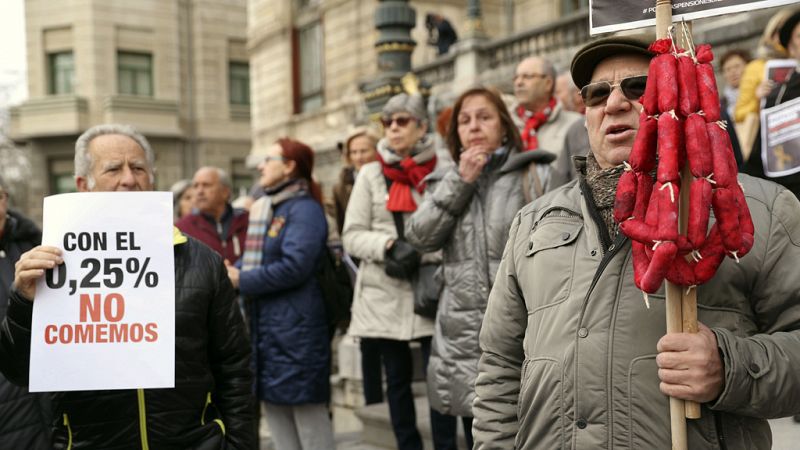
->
<box><xmin>0</xmin><ymin>232</ymin><xmax>256</xmax><ymax>449</ymax></box>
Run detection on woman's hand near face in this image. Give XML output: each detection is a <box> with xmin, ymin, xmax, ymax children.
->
<box><xmin>459</xmin><ymin>145</ymin><xmax>492</xmax><ymax>183</ymax></box>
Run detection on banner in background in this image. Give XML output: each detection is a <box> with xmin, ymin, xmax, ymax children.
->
<box><xmin>590</xmin><ymin>0</ymin><xmax>797</xmax><ymax>35</ymax></box>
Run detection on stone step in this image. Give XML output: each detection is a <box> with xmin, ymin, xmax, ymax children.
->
<box><xmin>355</xmin><ymin>395</ymin><xmax>469</xmax><ymax>450</ymax></box>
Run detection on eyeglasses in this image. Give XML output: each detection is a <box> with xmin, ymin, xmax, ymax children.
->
<box><xmin>580</xmin><ymin>75</ymin><xmax>648</xmax><ymax>107</ymax></box>
<box><xmin>381</xmin><ymin>116</ymin><xmax>417</xmax><ymax>128</ymax></box>
<box><xmin>263</xmin><ymin>155</ymin><xmax>285</xmax><ymax>162</ymax></box>
<box><xmin>513</xmin><ymin>73</ymin><xmax>548</xmax><ymax>82</ymax></box>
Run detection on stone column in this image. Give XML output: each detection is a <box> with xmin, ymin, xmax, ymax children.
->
<box><xmin>465</xmin><ymin>0</ymin><xmax>486</xmax><ymax>39</ymax></box>
<box><xmin>451</xmin><ymin>0</ymin><xmax>488</xmax><ymax>92</ymax></box>
<box><xmin>361</xmin><ymin>0</ymin><xmax>417</xmax><ymax>116</ymax></box>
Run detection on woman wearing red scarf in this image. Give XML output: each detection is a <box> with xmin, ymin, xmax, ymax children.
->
<box><xmin>342</xmin><ymin>93</ymin><xmax>443</xmax><ymax>450</ymax></box>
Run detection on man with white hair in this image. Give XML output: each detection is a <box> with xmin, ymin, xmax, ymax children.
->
<box><xmin>512</xmin><ymin>56</ymin><xmax>588</xmax><ymax>195</ymax></box>
<box><xmin>555</xmin><ymin>70</ymin><xmax>585</xmax><ymax>114</ymax></box>
<box><xmin>0</xmin><ymin>124</ymin><xmax>255</xmax><ymax>449</ymax></box>
<box><xmin>177</xmin><ymin>166</ymin><xmax>248</xmax><ymax>264</ymax></box>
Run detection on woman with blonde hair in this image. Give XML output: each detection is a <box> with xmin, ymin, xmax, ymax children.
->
<box><xmin>331</xmin><ymin>126</ymin><xmax>379</xmax><ymax>235</ymax></box>
<box><xmin>734</xmin><ymin>8</ymin><xmax>794</xmax><ymax>123</ymax></box>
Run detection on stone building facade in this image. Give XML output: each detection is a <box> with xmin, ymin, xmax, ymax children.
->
<box><xmin>247</xmin><ymin>0</ymin><xmax>591</xmax><ymax>191</ymax></box>
<box><xmin>247</xmin><ymin>0</ymin><xmax>776</xmax><ymax>198</ymax></box>
<box><xmin>10</xmin><ymin>0</ymin><xmax>252</xmax><ymax>221</ymax></box>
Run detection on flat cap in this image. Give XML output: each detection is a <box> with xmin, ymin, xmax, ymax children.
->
<box><xmin>570</xmin><ymin>35</ymin><xmax>654</xmax><ymax>89</ymax></box>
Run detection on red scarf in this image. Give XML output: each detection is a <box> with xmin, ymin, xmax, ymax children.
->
<box><xmin>517</xmin><ymin>97</ymin><xmax>557</xmax><ymax>151</ymax></box>
<box><xmin>378</xmin><ymin>154</ymin><xmax>437</xmax><ymax>212</ymax></box>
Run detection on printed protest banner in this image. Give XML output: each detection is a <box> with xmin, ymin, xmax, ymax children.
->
<box><xmin>590</xmin><ymin>0</ymin><xmax>798</xmax><ymax>35</ymax></box>
<box><xmin>29</xmin><ymin>192</ymin><xmax>175</xmax><ymax>392</ymax></box>
<box><xmin>760</xmin><ymin>95</ymin><xmax>800</xmax><ymax>177</ymax></box>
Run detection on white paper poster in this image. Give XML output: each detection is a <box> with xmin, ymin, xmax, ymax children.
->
<box><xmin>760</xmin><ymin>96</ymin><xmax>800</xmax><ymax>177</ymax></box>
<box><xmin>30</xmin><ymin>192</ymin><xmax>175</xmax><ymax>392</ymax></box>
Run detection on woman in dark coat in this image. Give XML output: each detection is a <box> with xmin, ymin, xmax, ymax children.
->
<box><xmin>226</xmin><ymin>138</ymin><xmax>334</xmax><ymax>449</ymax></box>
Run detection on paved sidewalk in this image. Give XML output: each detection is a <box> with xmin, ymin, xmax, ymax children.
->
<box><xmin>259</xmin><ymin>417</ymin><xmax>800</xmax><ymax>449</ymax></box>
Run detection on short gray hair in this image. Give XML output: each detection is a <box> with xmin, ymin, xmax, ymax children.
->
<box><xmin>74</xmin><ymin>124</ymin><xmax>155</xmax><ymax>188</ymax></box>
<box><xmin>195</xmin><ymin>166</ymin><xmax>233</xmax><ymax>195</ymax></box>
<box><xmin>215</xmin><ymin>168</ymin><xmax>233</xmax><ymax>192</ymax></box>
<box><xmin>382</xmin><ymin>93</ymin><xmax>428</xmax><ymax>124</ymax></box>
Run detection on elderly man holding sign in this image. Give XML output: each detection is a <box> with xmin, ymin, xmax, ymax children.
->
<box><xmin>0</xmin><ymin>124</ymin><xmax>255</xmax><ymax>449</ymax></box>
<box><xmin>472</xmin><ymin>35</ymin><xmax>800</xmax><ymax>449</ymax></box>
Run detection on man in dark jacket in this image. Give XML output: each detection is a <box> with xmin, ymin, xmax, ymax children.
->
<box><xmin>0</xmin><ymin>124</ymin><xmax>255</xmax><ymax>449</ymax></box>
<box><xmin>0</xmin><ymin>178</ymin><xmax>52</xmax><ymax>449</ymax></box>
<box><xmin>176</xmin><ymin>167</ymin><xmax>248</xmax><ymax>264</ymax></box>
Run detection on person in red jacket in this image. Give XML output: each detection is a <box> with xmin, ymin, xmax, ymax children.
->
<box><xmin>176</xmin><ymin>166</ymin><xmax>248</xmax><ymax>264</ymax></box>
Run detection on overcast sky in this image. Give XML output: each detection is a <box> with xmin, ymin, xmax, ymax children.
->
<box><xmin>0</xmin><ymin>0</ymin><xmax>28</xmax><ymax>107</ymax></box>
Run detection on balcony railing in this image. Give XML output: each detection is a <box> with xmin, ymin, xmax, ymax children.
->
<box><xmin>484</xmin><ymin>10</ymin><xmax>589</xmax><ymax>71</ymax></box>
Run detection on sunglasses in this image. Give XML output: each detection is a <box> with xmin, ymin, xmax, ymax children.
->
<box><xmin>580</xmin><ymin>75</ymin><xmax>648</xmax><ymax>107</ymax></box>
<box><xmin>381</xmin><ymin>116</ymin><xmax>417</xmax><ymax>128</ymax></box>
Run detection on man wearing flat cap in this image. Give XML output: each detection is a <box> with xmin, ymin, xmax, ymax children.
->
<box><xmin>473</xmin><ymin>35</ymin><xmax>800</xmax><ymax>449</ymax></box>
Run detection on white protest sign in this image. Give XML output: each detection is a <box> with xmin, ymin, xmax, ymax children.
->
<box><xmin>30</xmin><ymin>192</ymin><xmax>175</xmax><ymax>392</ymax></box>
<box><xmin>760</xmin><ymin>96</ymin><xmax>800</xmax><ymax>177</ymax></box>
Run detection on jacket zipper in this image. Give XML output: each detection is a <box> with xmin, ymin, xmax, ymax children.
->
<box><xmin>714</xmin><ymin>411</ymin><xmax>728</xmax><ymax>450</ymax></box>
<box><xmin>63</xmin><ymin>413</ymin><xmax>73</xmax><ymax>450</ymax></box>
<box><xmin>578</xmin><ymin>176</ymin><xmax>613</xmax><ymax>251</ymax></box>
<box><xmin>137</xmin><ymin>389</ymin><xmax>150</xmax><ymax>450</ymax></box>
<box><xmin>582</xmin><ymin>233</ymin><xmax>627</xmax><ymax>305</ymax></box>
<box><xmin>201</xmin><ymin>392</ymin><xmax>227</xmax><ymax>435</ymax></box>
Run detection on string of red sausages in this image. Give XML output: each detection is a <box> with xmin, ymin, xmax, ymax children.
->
<box><xmin>613</xmin><ymin>38</ymin><xmax>754</xmax><ymax>303</ymax></box>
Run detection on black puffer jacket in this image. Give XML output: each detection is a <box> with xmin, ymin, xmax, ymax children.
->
<box><xmin>0</xmin><ymin>210</ymin><xmax>51</xmax><ymax>449</ymax></box>
<box><xmin>0</xmin><ymin>233</ymin><xmax>256</xmax><ymax>450</ymax></box>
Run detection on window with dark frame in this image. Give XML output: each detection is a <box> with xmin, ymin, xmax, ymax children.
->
<box><xmin>117</xmin><ymin>51</ymin><xmax>153</xmax><ymax>96</ymax></box>
<box><xmin>295</xmin><ymin>21</ymin><xmax>323</xmax><ymax>113</ymax></box>
<box><xmin>49</xmin><ymin>157</ymin><xmax>77</xmax><ymax>194</ymax></box>
<box><xmin>48</xmin><ymin>51</ymin><xmax>74</xmax><ymax>95</ymax></box>
<box><xmin>231</xmin><ymin>158</ymin><xmax>253</xmax><ymax>198</ymax></box>
<box><xmin>297</xmin><ymin>0</ymin><xmax>320</xmax><ymax>9</ymax></box>
<box><xmin>561</xmin><ymin>0</ymin><xmax>589</xmax><ymax>14</ymax></box>
<box><xmin>229</xmin><ymin>62</ymin><xmax>250</xmax><ymax>106</ymax></box>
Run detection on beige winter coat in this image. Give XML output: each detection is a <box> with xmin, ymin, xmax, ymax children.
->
<box><xmin>342</xmin><ymin>139</ymin><xmax>436</xmax><ymax>341</ymax></box>
<box><xmin>473</xmin><ymin>160</ymin><xmax>800</xmax><ymax>449</ymax></box>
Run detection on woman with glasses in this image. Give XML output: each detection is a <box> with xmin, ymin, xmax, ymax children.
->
<box><xmin>225</xmin><ymin>138</ymin><xmax>334</xmax><ymax>450</ymax></box>
<box><xmin>405</xmin><ymin>86</ymin><xmax>551</xmax><ymax>449</ymax></box>
<box><xmin>342</xmin><ymin>93</ymin><xmax>438</xmax><ymax>450</ymax></box>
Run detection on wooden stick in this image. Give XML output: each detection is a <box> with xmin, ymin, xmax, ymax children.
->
<box><xmin>665</xmin><ymin>281</ymin><xmax>688</xmax><ymax>449</ymax></box>
<box><xmin>655</xmin><ymin>1</ymin><xmax>690</xmax><ymax>448</ymax></box>
<box><xmin>675</xmin><ymin>18</ymin><xmax>702</xmax><ymax>422</ymax></box>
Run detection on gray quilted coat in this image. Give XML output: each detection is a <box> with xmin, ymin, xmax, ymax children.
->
<box><xmin>405</xmin><ymin>146</ymin><xmax>544</xmax><ymax>417</ymax></box>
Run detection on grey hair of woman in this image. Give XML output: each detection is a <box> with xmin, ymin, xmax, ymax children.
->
<box><xmin>170</xmin><ymin>179</ymin><xmax>192</xmax><ymax>219</ymax></box>
<box><xmin>382</xmin><ymin>93</ymin><xmax>428</xmax><ymax>125</ymax></box>
<box><xmin>74</xmin><ymin>124</ymin><xmax>156</xmax><ymax>189</ymax></box>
